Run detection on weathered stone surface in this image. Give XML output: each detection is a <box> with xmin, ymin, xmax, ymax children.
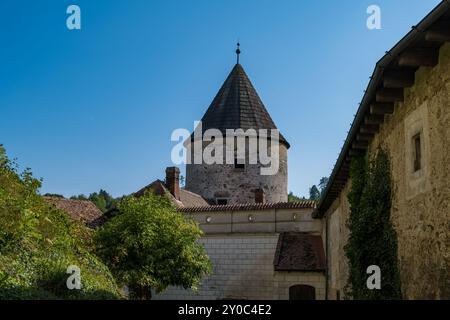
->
<box><xmin>368</xmin><ymin>43</ymin><xmax>450</xmax><ymax>299</ymax></box>
<box><xmin>324</xmin><ymin>43</ymin><xmax>450</xmax><ymax>300</ymax></box>
<box><xmin>186</xmin><ymin>141</ymin><xmax>288</xmax><ymax>204</ymax></box>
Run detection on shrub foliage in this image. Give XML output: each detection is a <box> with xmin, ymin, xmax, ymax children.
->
<box><xmin>94</xmin><ymin>192</ymin><xmax>212</xmax><ymax>299</ymax></box>
<box><xmin>0</xmin><ymin>146</ymin><xmax>121</xmax><ymax>299</ymax></box>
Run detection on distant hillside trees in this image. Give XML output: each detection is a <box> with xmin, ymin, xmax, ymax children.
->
<box><xmin>288</xmin><ymin>192</ymin><xmax>306</xmax><ymax>202</ymax></box>
<box><xmin>289</xmin><ymin>176</ymin><xmax>330</xmax><ymax>202</ymax></box>
<box><xmin>71</xmin><ymin>189</ymin><xmax>117</xmax><ymax>212</ymax></box>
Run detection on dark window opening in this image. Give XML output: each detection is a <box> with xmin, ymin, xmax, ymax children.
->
<box><xmin>289</xmin><ymin>285</ymin><xmax>316</xmax><ymax>300</ymax></box>
<box><xmin>413</xmin><ymin>133</ymin><xmax>422</xmax><ymax>172</ymax></box>
<box><xmin>234</xmin><ymin>158</ymin><xmax>245</xmax><ymax>169</ymax></box>
<box><xmin>216</xmin><ymin>198</ymin><xmax>228</xmax><ymax>205</ymax></box>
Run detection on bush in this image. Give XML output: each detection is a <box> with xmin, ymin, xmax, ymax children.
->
<box><xmin>94</xmin><ymin>192</ymin><xmax>212</xmax><ymax>299</ymax></box>
<box><xmin>0</xmin><ymin>146</ymin><xmax>122</xmax><ymax>299</ymax></box>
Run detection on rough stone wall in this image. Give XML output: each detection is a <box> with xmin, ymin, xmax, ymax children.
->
<box><xmin>367</xmin><ymin>43</ymin><xmax>450</xmax><ymax>299</ymax></box>
<box><xmin>153</xmin><ymin>234</ymin><xmax>325</xmax><ymax>300</ymax></box>
<box><xmin>185</xmin><ymin>139</ymin><xmax>288</xmax><ymax>204</ymax></box>
<box><xmin>324</xmin><ymin>181</ymin><xmax>351</xmax><ymax>300</ymax></box>
<box><xmin>324</xmin><ymin>43</ymin><xmax>450</xmax><ymax>300</ymax></box>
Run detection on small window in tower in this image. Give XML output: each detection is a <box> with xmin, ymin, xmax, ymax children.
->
<box><xmin>413</xmin><ymin>133</ymin><xmax>422</xmax><ymax>172</ymax></box>
<box><xmin>234</xmin><ymin>158</ymin><xmax>245</xmax><ymax>170</ymax></box>
<box><xmin>216</xmin><ymin>198</ymin><xmax>228</xmax><ymax>205</ymax></box>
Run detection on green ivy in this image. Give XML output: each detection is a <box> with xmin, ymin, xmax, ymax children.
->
<box><xmin>344</xmin><ymin>149</ymin><xmax>402</xmax><ymax>299</ymax></box>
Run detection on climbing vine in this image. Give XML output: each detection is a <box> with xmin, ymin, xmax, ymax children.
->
<box><xmin>344</xmin><ymin>149</ymin><xmax>402</xmax><ymax>299</ymax></box>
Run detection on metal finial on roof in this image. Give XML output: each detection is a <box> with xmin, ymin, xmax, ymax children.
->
<box><xmin>236</xmin><ymin>42</ymin><xmax>241</xmax><ymax>64</ymax></box>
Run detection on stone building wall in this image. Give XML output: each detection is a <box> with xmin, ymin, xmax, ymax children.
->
<box><xmin>323</xmin><ymin>43</ymin><xmax>450</xmax><ymax>299</ymax></box>
<box><xmin>154</xmin><ymin>207</ymin><xmax>325</xmax><ymax>300</ymax></box>
<box><xmin>367</xmin><ymin>43</ymin><xmax>450</xmax><ymax>299</ymax></box>
<box><xmin>185</xmin><ymin>138</ymin><xmax>288</xmax><ymax>204</ymax></box>
<box><xmin>323</xmin><ymin>181</ymin><xmax>351</xmax><ymax>300</ymax></box>
<box><xmin>153</xmin><ymin>234</ymin><xmax>325</xmax><ymax>300</ymax></box>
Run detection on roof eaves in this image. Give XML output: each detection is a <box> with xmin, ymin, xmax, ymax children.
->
<box><xmin>315</xmin><ymin>0</ymin><xmax>450</xmax><ymax>218</ymax></box>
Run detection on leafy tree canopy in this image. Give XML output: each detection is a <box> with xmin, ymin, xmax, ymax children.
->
<box><xmin>0</xmin><ymin>146</ymin><xmax>121</xmax><ymax>299</ymax></box>
<box><xmin>71</xmin><ymin>190</ymin><xmax>117</xmax><ymax>213</ymax></box>
<box><xmin>309</xmin><ymin>185</ymin><xmax>321</xmax><ymax>201</ymax></box>
<box><xmin>288</xmin><ymin>192</ymin><xmax>305</xmax><ymax>202</ymax></box>
<box><xmin>94</xmin><ymin>192</ymin><xmax>212</xmax><ymax>299</ymax></box>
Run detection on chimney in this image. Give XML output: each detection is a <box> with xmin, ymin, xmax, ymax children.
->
<box><xmin>255</xmin><ymin>188</ymin><xmax>265</xmax><ymax>203</ymax></box>
<box><xmin>165</xmin><ymin>167</ymin><xmax>180</xmax><ymax>200</ymax></box>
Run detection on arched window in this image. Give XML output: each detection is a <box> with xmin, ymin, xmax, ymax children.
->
<box><xmin>289</xmin><ymin>285</ymin><xmax>316</xmax><ymax>300</ymax></box>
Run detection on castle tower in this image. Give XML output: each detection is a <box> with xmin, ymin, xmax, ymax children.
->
<box><xmin>185</xmin><ymin>51</ymin><xmax>289</xmax><ymax>205</ymax></box>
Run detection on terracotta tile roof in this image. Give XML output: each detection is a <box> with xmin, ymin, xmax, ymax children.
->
<box><xmin>273</xmin><ymin>232</ymin><xmax>325</xmax><ymax>272</ymax></box>
<box><xmin>193</xmin><ymin>63</ymin><xmax>289</xmax><ymax>148</ymax></box>
<box><xmin>179</xmin><ymin>189</ymin><xmax>211</xmax><ymax>207</ymax></box>
<box><xmin>179</xmin><ymin>201</ymin><xmax>316</xmax><ymax>213</ymax></box>
<box><xmin>44</xmin><ymin>196</ymin><xmax>103</xmax><ymax>228</ymax></box>
<box><xmin>134</xmin><ymin>180</ymin><xmax>210</xmax><ymax>208</ymax></box>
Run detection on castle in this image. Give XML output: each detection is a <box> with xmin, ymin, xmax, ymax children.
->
<box><xmin>140</xmin><ymin>53</ymin><xmax>326</xmax><ymax>300</ymax></box>
<box><xmin>130</xmin><ymin>1</ymin><xmax>449</xmax><ymax>300</ymax></box>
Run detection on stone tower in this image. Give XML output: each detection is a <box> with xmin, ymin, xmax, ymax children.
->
<box><xmin>185</xmin><ymin>62</ymin><xmax>289</xmax><ymax>205</ymax></box>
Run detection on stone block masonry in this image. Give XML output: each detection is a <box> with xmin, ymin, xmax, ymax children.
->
<box><xmin>154</xmin><ymin>234</ymin><xmax>325</xmax><ymax>300</ymax></box>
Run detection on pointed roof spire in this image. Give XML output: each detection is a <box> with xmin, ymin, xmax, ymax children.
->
<box><xmin>198</xmin><ymin>63</ymin><xmax>290</xmax><ymax>148</ymax></box>
<box><xmin>236</xmin><ymin>42</ymin><xmax>241</xmax><ymax>64</ymax></box>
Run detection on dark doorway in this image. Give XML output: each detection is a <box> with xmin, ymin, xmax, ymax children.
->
<box><xmin>289</xmin><ymin>285</ymin><xmax>316</xmax><ymax>300</ymax></box>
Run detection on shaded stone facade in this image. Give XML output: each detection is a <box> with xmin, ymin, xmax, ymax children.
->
<box><xmin>322</xmin><ymin>42</ymin><xmax>450</xmax><ymax>300</ymax></box>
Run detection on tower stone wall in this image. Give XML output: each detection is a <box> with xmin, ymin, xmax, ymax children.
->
<box><xmin>185</xmin><ymin>138</ymin><xmax>288</xmax><ymax>204</ymax></box>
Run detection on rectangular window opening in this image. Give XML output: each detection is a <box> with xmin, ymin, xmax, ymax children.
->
<box><xmin>413</xmin><ymin>133</ymin><xmax>422</xmax><ymax>172</ymax></box>
<box><xmin>216</xmin><ymin>198</ymin><xmax>228</xmax><ymax>205</ymax></box>
<box><xmin>234</xmin><ymin>158</ymin><xmax>245</xmax><ymax>169</ymax></box>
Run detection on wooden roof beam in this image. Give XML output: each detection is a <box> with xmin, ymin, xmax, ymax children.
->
<box><xmin>357</xmin><ymin>133</ymin><xmax>374</xmax><ymax>141</ymax></box>
<box><xmin>370</xmin><ymin>102</ymin><xmax>395</xmax><ymax>115</ymax></box>
<box><xmin>398</xmin><ymin>48</ymin><xmax>439</xmax><ymax>67</ymax></box>
<box><xmin>425</xmin><ymin>22</ymin><xmax>450</xmax><ymax>42</ymax></box>
<box><xmin>352</xmin><ymin>141</ymin><xmax>368</xmax><ymax>149</ymax></box>
<box><xmin>365</xmin><ymin>114</ymin><xmax>385</xmax><ymax>125</ymax></box>
<box><xmin>360</xmin><ymin>124</ymin><xmax>380</xmax><ymax>134</ymax></box>
<box><xmin>376</xmin><ymin>88</ymin><xmax>404</xmax><ymax>103</ymax></box>
<box><xmin>383</xmin><ymin>70</ymin><xmax>415</xmax><ymax>88</ymax></box>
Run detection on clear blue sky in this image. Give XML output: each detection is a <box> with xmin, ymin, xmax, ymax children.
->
<box><xmin>0</xmin><ymin>0</ymin><xmax>441</xmax><ymax>198</ymax></box>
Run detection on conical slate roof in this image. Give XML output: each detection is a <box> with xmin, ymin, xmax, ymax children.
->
<box><xmin>199</xmin><ymin>64</ymin><xmax>289</xmax><ymax>148</ymax></box>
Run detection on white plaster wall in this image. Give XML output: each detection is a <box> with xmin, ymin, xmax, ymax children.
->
<box><xmin>154</xmin><ymin>234</ymin><xmax>325</xmax><ymax>300</ymax></box>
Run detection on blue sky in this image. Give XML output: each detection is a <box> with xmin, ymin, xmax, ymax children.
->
<box><xmin>0</xmin><ymin>0</ymin><xmax>442</xmax><ymax>198</ymax></box>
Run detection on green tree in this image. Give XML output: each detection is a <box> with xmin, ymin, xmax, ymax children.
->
<box><xmin>309</xmin><ymin>185</ymin><xmax>320</xmax><ymax>200</ymax></box>
<box><xmin>0</xmin><ymin>147</ymin><xmax>121</xmax><ymax>299</ymax></box>
<box><xmin>70</xmin><ymin>194</ymin><xmax>88</xmax><ymax>200</ymax></box>
<box><xmin>94</xmin><ymin>192</ymin><xmax>212</xmax><ymax>299</ymax></box>
<box><xmin>344</xmin><ymin>150</ymin><xmax>401</xmax><ymax>299</ymax></box>
<box><xmin>318</xmin><ymin>177</ymin><xmax>329</xmax><ymax>194</ymax></box>
<box><xmin>70</xmin><ymin>190</ymin><xmax>117</xmax><ymax>213</ymax></box>
<box><xmin>288</xmin><ymin>191</ymin><xmax>305</xmax><ymax>202</ymax></box>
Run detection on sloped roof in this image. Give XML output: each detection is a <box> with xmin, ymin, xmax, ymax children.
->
<box><xmin>180</xmin><ymin>200</ymin><xmax>315</xmax><ymax>213</ymax></box>
<box><xmin>197</xmin><ymin>63</ymin><xmax>289</xmax><ymax>148</ymax></box>
<box><xmin>273</xmin><ymin>232</ymin><xmax>325</xmax><ymax>272</ymax></box>
<box><xmin>44</xmin><ymin>196</ymin><xmax>103</xmax><ymax>228</ymax></box>
<box><xmin>134</xmin><ymin>180</ymin><xmax>210</xmax><ymax>208</ymax></box>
